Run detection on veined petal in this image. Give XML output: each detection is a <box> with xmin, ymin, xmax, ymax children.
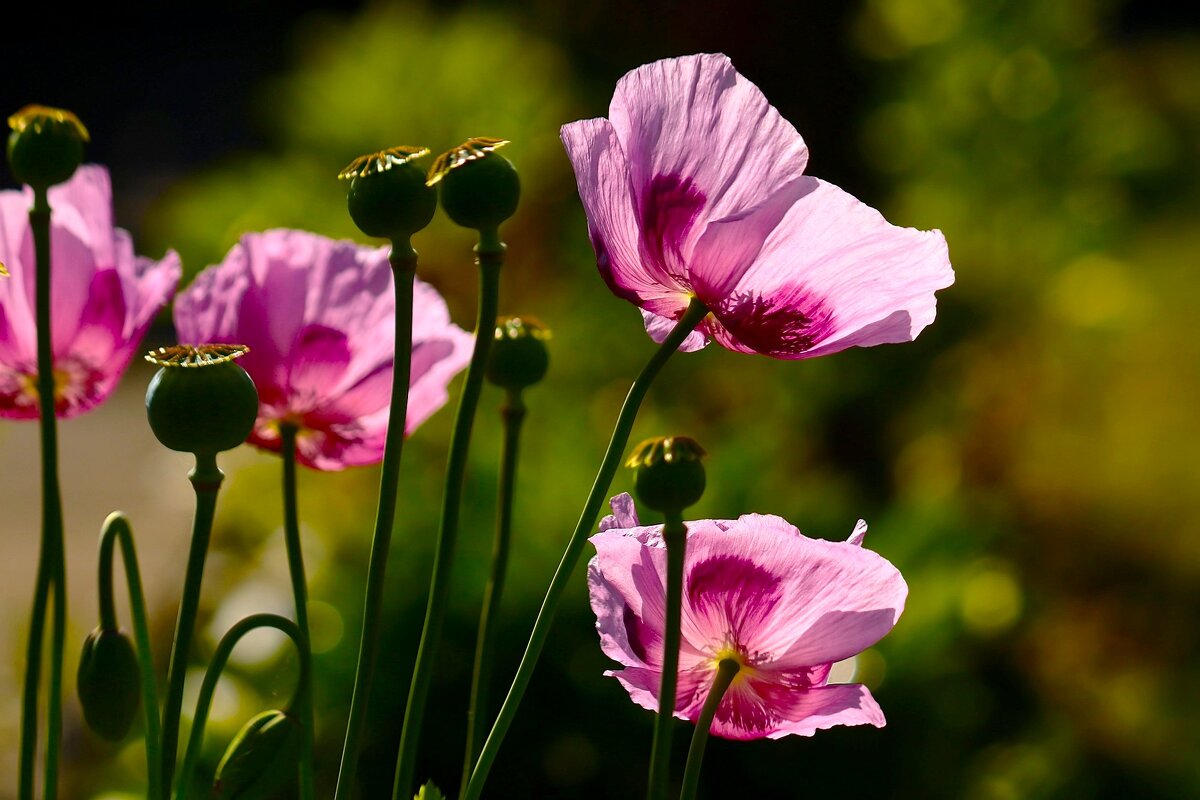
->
<box><xmin>716</xmin><ymin>177</ymin><xmax>953</xmax><ymax>359</ymax></box>
<box><xmin>711</xmin><ymin>681</ymin><xmax>885</xmax><ymax>740</ymax></box>
<box><xmin>588</xmin><ymin>532</ymin><xmax>669</xmax><ymax>667</ymax></box>
<box><xmin>607</xmin><ymin>53</ymin><xmax>809</xmax><ymax>280</ymax></box>
<box><xmin>640</xmin><ymin>308</ymin><xmax>709</xmax><ymax>353</ymax></box>
<box><xmin>561</xmin><ymin>118</ymin><xmax>687</xmax><ymax>304</ymax></box>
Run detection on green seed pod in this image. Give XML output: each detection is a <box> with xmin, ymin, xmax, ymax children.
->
<box><xmin>6</xmin><ymin>105</ymin><xmax>88</xmax><ymax>189</ymax></box>
<box><xmin>77</xmin><ymin>627</ymin><xmax>141</xmax><ymax>741</ymax></box>
<box><xmin>627</xmin><ymin>436</ymin><xmax>707</xmax><ymax>514</ymax></box>
<box><xmin>428</xmin><ymin>138</ymin><xmax>519</xmax><ymax>231</ymax></box>
<box><xmin>486</xmin><ymin>316</ymin><xmax>550</xmax><ymax>391</ymax></box>
<box><xmin>213</xmin><ymin>709</ymin><xmax>302</xmax><ymax>800</ymax></box>
<box><xmin>144</xmin><ymin>345</ymin><xmax>259</xmax><ymax>455</ymax></box>
<box><xmin>340</xmin><ymin>146</ymin><xmax>437</xmax><ymax>240</ymax></box>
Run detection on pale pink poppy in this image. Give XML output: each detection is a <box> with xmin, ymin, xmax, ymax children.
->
<box><xmin>561</xmin><ymin>53</ymin><xmax>953</xmax><ymax>358</ymax></box>
<box><xmin>588</xmin><ymin>493</ymin><xmax>906</xmax><ymax>740</ymax></box>
<box><xmin>0</xmin><ymin>165</ymin><xmax>181</xmax><ymax>418</ymax></box>
<box><xmin>173</xmin><ymin>229</ymin><xmax>472</xmax><ymax>470</ymax></box>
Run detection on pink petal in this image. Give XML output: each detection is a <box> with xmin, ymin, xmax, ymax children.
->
<box><xmin>561</xmin><ymin>118</ymin><xmax>690</xmax><ymax>308</ymax></box>
<box><xmin>588</xmin><ymin>532</ymin><xmax>669</xmax><ymax>667</ymax></box>
<box><xmin>286</xmin><ymin>324</ymin><xmax>352</xmax><ymax>406</ymax></box>
<box><xmin>681</xmin><ymin>517</ymin><xmax>907</xmax><ymax>668</ymax></box>
<box><xmin>712</xmin><ymin>681</ymin><xmax>885</xmax><ymax>740</ymax></box>
<box><xmin>599</xmin><ymin>492</ymin><xmax>641</xmax><ymax>531</ymax></box>
<box><xmin>640</xmin><ymin>309</ymin><xmax>709</xmax><ymax>353</ymax></box>
<box><xmin>606</xmin><ymin>53</ymin><xmax>809</xmax><ymax>297</ymax></box>
<box><xmin>847</xmin><ymin>519</ymin><xmax>868</xmax><ymax>547</ymax></box>
<box><xmin>714</xmin><ymin>177</ymin><xmax>953</xmax><ymax>359</ymax></box>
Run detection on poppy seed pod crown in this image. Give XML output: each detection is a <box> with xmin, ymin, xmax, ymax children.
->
<box><xmin>428</xmin><ymin>138</ymin><xmax>519</xmax><ymax>231</ymax></box>
<box><xmin>144</xmin><ymin>345</ymin><xmax>259</xmax><ymax>455</ymax></box>
<box><xmin>627</xmin><ymin>436</ymin><xmax>707</xmax><ymax>513</ymax></box>
<box><xmin>7</xmin><ymin>105</ymin><xmax>88</xmax><ymax>189</ymax></box>
<box><xmin>341</xmin><ymin>146</ymin><xmax>437</xmax><ymax>242</ymax></box>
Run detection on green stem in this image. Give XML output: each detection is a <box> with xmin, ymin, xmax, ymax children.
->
<box><xmin>161</xmin><ymin>451</ymin><xmax>224</xmax><ymax>799</ymax></box>
<box><xmin>679</xmin><ymin>659</ymin><xmax>740</xmax><ymax>800</ymax></box>
<box><xmin>175</xmin><ymin>614</ymin><xmax>308</xmax><ymax>800</ymax></box>
<box><xmin>462</xmin><ymin>298</ymin><xmax>710</xmax><ymax>800</ymax></box>
<box><xmin>647</xmin><ymin>514</ymin><xmax>687</xmax><ymax>800</ymax></box>
<box><xmin>332</xmin><ymin>245</ymin><xmax>417</xmax><ymax>800</ymax></box>
<box><xmin>393</xmin><ymin>232</ymin><xmax>504</xmax><ymax>800</ymax></box>
<box><xmin>98</xmin><ymin>513</ymin><xmax>163</xmax><ymax>799</ymax></box>
<box><xmin>280</xmin><ymin>425</ymin><xmax>315</xmax><ymax>800</ymax></box>
<box><xmin>460</xmin><ymin>388</ymin><xmax>526</xmax><ymax>792</ymax></box>
<box><xmin>18</xmin><ymin>187</ymin><xmax>67</xmax><ymax>800</ymax></box>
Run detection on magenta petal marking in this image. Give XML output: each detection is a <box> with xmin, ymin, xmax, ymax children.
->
<box><xmin>0</xmin><ymin>165</ymin><xmax>179</xmax><ymax>420</ymax></box>
<box><xmin>173</xmin><ymin>229</ymin><xmax>471</xmax><ymax>469</ymax></box>
<box><xmin>711</xmin><ymin>282</ymin><xmax>836</xmax><ymax>357</ymax></box>
<box><xmin>588</xmin><ymin>498</ymin><xmax>906</xmax><ymax>741</ymax></box>
<box><xmin>562</xmin><ymin>54</ymin><xmax>952</xmax><ymax>359</ymax></box>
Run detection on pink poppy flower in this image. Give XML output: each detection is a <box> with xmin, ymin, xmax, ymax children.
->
<box><xmin>0</xmin><ymin>165</ymin><xmax>181</xmax><ymax>418</ymax></box>
<box><xmin>173</xmin><ymin>229</ymin><xmax>472</xmax><ymax>470</ymax></box>
<box><xmin>588</xmin><ymin>493</ymin><xmax>906</xmax><ymax>740</ymax></box>
<box><xmin>561</xmin><ymin>53</ymin><xmax>953</xmax><ymax>358</ymax></box>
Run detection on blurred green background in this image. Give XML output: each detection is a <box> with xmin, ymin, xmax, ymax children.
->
<box><xmin>2</xmin><ymin>0</ymin><xmax>1199</xmax><ymax>797</ymax></box>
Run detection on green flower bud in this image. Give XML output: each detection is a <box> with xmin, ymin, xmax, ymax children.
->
<box><xmin>427</xmin><ymin>138</ymin><xmax>519</xmax><ymax>231</ymax></box>
<box><xmin>144</xmin><ymin>345</ymin><xmax>259</xmax><ymax>455</ymax></box>
<box><xmin>486</xmin><ymin>316</ymin><xmax>550</xmax><ymax>390</ymax></box>
<box><xmin>340</xmin><ymin>146</ymin><xmax>437</xmax><ymax>241</ymax></box>
<box><xmin>627</xmin><ymin>436</ymin><xmax>707</xmax><ymax>514</ymax></box>
<box><xmin>77</xmin><ymin>627</ymin><xmax>141</xmax><ymax>741</ymax></box>
<box><xmin>213</xmin><ymin>709</ymin><xmax>302</xmax><ymax>800</ymax></box>
<box><xmin>7</xmin><ymin>105</ymin><xmax>88</xmax><ymax>189</ymax></box>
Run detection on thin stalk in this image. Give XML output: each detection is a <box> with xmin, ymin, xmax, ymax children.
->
<box><xmin>175</xmin><ymin>614</ymin><xmax>308</xmax><ymax>800</ymax></box>
<box><xmin>98</xmin><ymin>513</ymin><xmax>163</xmax><ymax>798</ymax></box>
<box><xmin>460</xmin><ymin>388</ymin><xmax>526</xmax><ymax>791</ymax></box>
<box><xmin>679</xmin><ymin>659</ymin><xmax>740</xmax><ymax>800</ymax></box>
<box><xmin>332</xmin><ymin>246</ymin><xmax>417</xmax><ymax>800</ymax></box>
<box><xmin>280</xmin><ymin>425</ymin><xmax>315</xmax><ymax>800</ymax></box>
<box><xmin>160</xmin><ymin>452</ymin><xmax>223</xmax><ymax>799</ymax></box>
<box><xmin>392</xmin><ymin>232</ymin><xmax>504</xmax><ymax>800</ymax></box>
<box><xmin>647</xmin><ymin>513</ymin><xmax>687</xmax><ymax>800</ymax></box>
<box><xmin>463</xmin><ymin>298</ymin><xmax>710</xmax><ymax>800</ymax></box>
<box><xmin>18</xmin><ymin>187</ymin><xmax>67</xmax><ymax>800</ymax></box>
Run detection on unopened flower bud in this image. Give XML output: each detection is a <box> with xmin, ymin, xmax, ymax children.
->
<box><xmin>428</xmin><ymin>138</ymin><xmax>519</xmax><ymax>231</ymax></box>
<box><xmin>7</xmin><ymin>105</ymin><xmax>88</xmax><ymax>189</ymax></box>
<box><xmin>340</xmin><ymin>146</ymin><xmax>437</xmax><ymax>241</ymax></box>
<box><xmin>144</xmin><ymin>345</ymin><xmax>259</xmax><ymax>455</ymax></box>
<box><xmin>486</xmin><ymin>316</ymin><xmax>549</xmax><ymax>390</ymax></box>
<box><xmin>213</xmin><ymin>709</ymin><xmax>302</xmax><ymax>799</ymax></box>
<box><xmin>627</xmin><ymin>436</ymin><xmax>707</xmax><ymax>513</ymax></box>
<box><xmin>77</xmin><ymin>627</ymin><xmax>141</xmax><ymax>741</ymax></box>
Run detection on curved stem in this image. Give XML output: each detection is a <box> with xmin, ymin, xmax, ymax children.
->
<box><xmin>679</xmin><ymin>659</ymin><xmax>740</xmax><ymax>800</ymax></box>
<box><xmin>18</xmin><ymin>187</ymin><xmax>67</xmax><ymax>800</ymax></box>
<box><xmin>393</xmin><ymin>234</ymin><xmax>504</xmax><ymax>800</ymax></box>
<box><xmin>160</xmin><ymin>452</ymin><xmax>224</xmax><ymax>798</ymax></box>
<box><xmin>98</xmin><ymin>513</ymin><xmax>163</xmax><ymax>798</ymax></box>
<box><xmin>463</xmin><ymin>298</ymin><xmax>710</xmax><ymax>800</ymax></box>
<box><xmin>175</xmin><ymin>613</ymin><xmax>308</xmax><ymax>800</ymax></box>
<box><xmin>461</xmin><ymin>388</ymin><xmax>526</xmax><ymax>792</ymax></box>
<box><xmin>280</xmin><ymin>425</ymin><xmax>315</xmax><ymax>800</ymax></box>
<box><xmin>647</xmin><ymin>513</ymin><xmax>687</xmax><ymax>800</ymax></box>
<box><xmin>332</xmin><ymin>246</ymin><xmax>417</xmax><ymax>800</ymax></box>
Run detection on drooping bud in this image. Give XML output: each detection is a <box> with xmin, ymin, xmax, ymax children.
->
<box><xmin>486</xmin><ymin>316</ymin><xmax>550</xmax><ymax>391</ymax></box>
<box><xmin>77</xmin><ymin>627</ymin><xmax>141</xmax><ymax>741</ymax></box>
<box><xmin>427</xmin><ymin>138</ymin><xmax>519</xmax><ymax>231</ymax></box>
<box><xmin>213</xmin><ymin>709</ymin><xmax>302</xmax><ymax>799</ymax></box>
<box><xmin>144</xmin><ymin>345</ymin><xmax>259</xmax><ymax>455</ymax></box>
<box><xmin>626</xmin><ymin>436</ymin><xmax>707</xmax><ymax>514</ymax></box>
<box><xmin>7</xmin><ymin>105</ymin><xmax>89</xmax><ymax>189</ymax></box>
<box><xmin>340</xmin><ymin>146</ymin><xmax>437</xmax><ymax>241</ymax></box>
